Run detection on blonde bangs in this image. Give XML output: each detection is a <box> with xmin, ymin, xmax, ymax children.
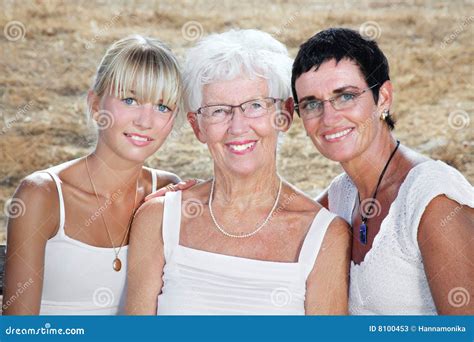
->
<box><xmin>93</xmin><ymin>35</ymin><xmax>183</xmax><ymax>112</ymax></box>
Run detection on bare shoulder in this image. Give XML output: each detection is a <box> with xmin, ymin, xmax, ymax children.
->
<box><xmin>419</xmin><ymin>194</ymin><xmax>474</xmax><ymax>233</ymax></box>
<box><xmin>16</xmin><ymin>171</ymin><xmax>60</xmax><ymax>211</ymax></box>
<box><xmin>281</xmin><ymin>181</ymin><xmax>324</xmax><ymax>216</ymax></box>
<box><xmin>325</xmin><ymin>215</ymin><xmax>351</xmax><ymax>242</ymax></box>
<box><xmin>134</xmin><ymin>196</ymin><xmax>165</xmax><ymax>226</ymax></box>
<box><xmin>180</xmin><ymin>179</ymin><xmax>211</xmax><ymax>203</ymax></box>
<box><xmin>131</xmin><ymin>195</ymin><xmax>167</xmax><ymax>241</ymax></box>
<box><xmin>9</xmin><ymin>171</ymin><xmax>60</xmax><ymax>238</ymax></box>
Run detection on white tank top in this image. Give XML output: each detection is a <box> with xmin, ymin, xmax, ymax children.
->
<box><xmin>157</xmin><ymin>191</ymin><xmax>337</xmax><ymax>315</ymax></box>
<box><xmin>39</xmin><ymin>169</ymin><xmax>158</xmax><ymax>315</ymax></box>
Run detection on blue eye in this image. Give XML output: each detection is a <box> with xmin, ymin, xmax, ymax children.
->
<box><xmin>210</xmin><ymin>107</ymin><xmax>229</xmax><ymax>116</ymax></box>
<box><xmin>122</xmin><ymin>97</ymin><xmax>137</xmax><ymax>106</ymax></box>
<box><xmin>250</xmin><ymin>102</ymin><xmax>263</xmax><ymax>109</ymax></box>
<box><xmin>154</xmin><ymin>104</ymin><xmax>171</xmax><ymax>113</ymax></box>
<box><xmin>305</xmin><ymin>100</ymin><xmax>322</xmax><ymax>111</ymax></box>
<box><xmin>340</xmin><ymin>93</ymin><xmax>356</xmax><ymax>102</ymax></box>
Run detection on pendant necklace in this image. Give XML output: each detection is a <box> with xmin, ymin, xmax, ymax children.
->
<box><xmin>358</xmin><ymin>140</ymin><xmax>400</xmax><ymax>245</ymax></box>
<box><xmin>85</xmin><ymin>156</ymin><xmax>138</xmax><ymax>271</ymax></box>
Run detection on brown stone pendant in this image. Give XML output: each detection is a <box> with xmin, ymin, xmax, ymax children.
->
<box><xmin>113</xmin><ymin>257</ymin><xmax>122</xmax><ymax>272</ymax></box>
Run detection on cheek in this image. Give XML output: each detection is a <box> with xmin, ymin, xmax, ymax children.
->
<box><xmin>105</xmin><ymin>105</ymin><xmax>134</xmax><ymax>128</ymax></box>
<box><xmin>352</xmin><ymin>101</ymin><xmax>377</xmax><ymax>123</ymax></box>
<box><xmin>152</xmin><ymin>115</ymin><xmax>174</xmax><ymax>133</ymax></box>
<box><xmin>196</xmin><ymin>124</ymin><xmax>225</xmax><ymax>146</ymax></box>
<box><xmin>302</xmin><ymin>118</ymin><xmax>319</xmax><ymax>135</ymax></box>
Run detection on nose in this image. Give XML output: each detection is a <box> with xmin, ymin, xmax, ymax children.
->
<box><xmin>227</xmin><ymin>107</ymin><xmax>250</xmax><ymax>136</ymax></box>
<box><xmin>321</xmin><ymin>101</ymin><xmax>343</xmax><ymax>127</ymax></box>
<box><xmin>133</xmin><ymin>104</ymin><xmax>153</xmax><ymax>129</ymax></box>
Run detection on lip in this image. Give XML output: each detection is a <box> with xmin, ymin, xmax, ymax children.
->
<box><xmin>123</xmin><ymin>132</ymin><xmax>155</xmax><ymax>147</ymax></box>
<box><xmin>321</xmin><ymin>127</ymin><xmax>355</xmax><ymax>142</ymax></box>
<box><xmin>225</xmin><ymin>140</ymin><xmax>258</xmax><ymax>155</ymax></box>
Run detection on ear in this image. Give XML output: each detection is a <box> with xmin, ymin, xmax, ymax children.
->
<box><xmin>187</xmin><ymin>112</ymin><xmax>206</xmax><ymax>143</ymax></box>
<box><xmin>87</xmin><ymin>90</ymin><xmax>100</xmax><ymax>121</ymax></box>
<box><xmin>377</xmin><ymin>80</ymin><xmax>393</xmax><ymax>112</ymax></box>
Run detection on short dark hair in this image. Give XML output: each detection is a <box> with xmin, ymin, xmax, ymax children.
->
<box><xmin>291</xmin><ymin>27</ymin><xmax>395</xmax><ymax>130</ymax></box>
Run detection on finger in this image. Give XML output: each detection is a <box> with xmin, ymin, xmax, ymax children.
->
<box><xmin>176</xmin><ymin>179</ymin><xmax>198</xmax><ymax>191</ymax></box>
<box><xmin>145</xmin><ymin>186</ymin><xmax>173</xmax><ymax>201</ymax></box>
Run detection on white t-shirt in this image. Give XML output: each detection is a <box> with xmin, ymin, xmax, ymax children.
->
<box><xmin>327</xmin><ymin>160</ymin><xmax>474</xmax><ymax>315</ymax></box>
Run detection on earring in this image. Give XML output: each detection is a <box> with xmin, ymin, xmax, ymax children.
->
<box><xmin>380</xmin><ymin>109</ymin><xmax>389</xmax><ymax>120</ymax></box>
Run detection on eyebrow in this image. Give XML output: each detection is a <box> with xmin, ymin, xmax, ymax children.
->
<box><xmin>203</xmin><ymin>96</ymin><xmax>268</xmax><ymax>107</ymax></box>
<box><xmin>298</xmin><ymin>85</ymin><xmax>361</xmax><ymax>103</ymax></box>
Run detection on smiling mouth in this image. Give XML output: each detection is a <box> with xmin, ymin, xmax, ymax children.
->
<box><xmin>225</xmin><ymin>141</ymin><xmax>257</xmax><ymax>153</ymax></box>
<box><xmin>323</xmin><ymin>128</ymin><xmax>354</xmax><ymax>141</ymax></box>
<box><xmin>124</xmin><ymin>133</ymin><xmax>154</xmax><ymax>142</ymax></box>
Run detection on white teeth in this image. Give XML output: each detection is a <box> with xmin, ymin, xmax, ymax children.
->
<box><xmin>130</xmin><ymin>135</ymin><xmax>148</xmax><ymax>142</ymax></box>
<box><xmin>324</xmin><ymin>128</ymin><xmax>352</xmax><ymax>140</ymax></box>
<box><xmin>228</xmin><ymin>142</ymin><xmax>255</xmax><ymax>152</ymax></box>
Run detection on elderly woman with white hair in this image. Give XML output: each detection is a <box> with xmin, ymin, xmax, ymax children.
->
<box><xmin>126</xmin><ymin>29</ymin><xmax>351</xmax><ymax>315</ymax></box>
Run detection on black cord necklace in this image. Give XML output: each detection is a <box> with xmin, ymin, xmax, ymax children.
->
<box><xmin>358</xmin><ymin>140</ymin><xmax>400</xmax><ymax>245</ymax></box>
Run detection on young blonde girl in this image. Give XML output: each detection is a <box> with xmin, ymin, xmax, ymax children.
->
<box><xmin>3</xmin><ymin>35</ymin><xmax>183</xmax><ymax>315</ymax></box>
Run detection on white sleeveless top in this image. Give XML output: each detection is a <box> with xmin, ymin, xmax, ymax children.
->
<box><xmin>327</xmin><ymin>160</ymin><xmax>474</xmax><ymax>315</ymax></box>
<box><xmin>156</xmin><ymin>191</ymin><xmax>337</xmax><ymax>315</ymax></box>
<box><xmin>39</xmin><ymin>169</ymin><xmax>158</xmax><ymax>315</ymax></box>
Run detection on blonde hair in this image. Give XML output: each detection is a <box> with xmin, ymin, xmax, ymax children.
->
<box><xmin>91</xmin><ymin>34</ymin><xmax>183</xmax><ymax>119</ymax></box>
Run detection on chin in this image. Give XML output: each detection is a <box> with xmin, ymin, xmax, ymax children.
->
<box><xmin>316</xmin><ymin>143</ymin><xmax>358</xmax><ymax>163</ymax></box>
<box><xmin>226</xmin><ymin>163</ymin><xmax>261</xmax><ymax>178</ymax></box>
<box><xmin>115</xmin><ymin>149</ymin><xmax>151</xmax><ymax>164</ymax></box>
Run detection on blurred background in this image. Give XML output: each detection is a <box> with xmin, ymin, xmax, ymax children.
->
<box><xmin>1</xmin><ymin>0</ymin><xmax>473</xmax><ymax>242</ymax></box>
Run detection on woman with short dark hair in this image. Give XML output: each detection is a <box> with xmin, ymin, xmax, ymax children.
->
<box><xmin>292</xmin><ymin>28</ymin><xmax>474</xmax><ymax>315</ymax></box>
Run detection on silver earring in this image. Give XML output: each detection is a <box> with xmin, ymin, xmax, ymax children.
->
<box><xmin>380</xmin><ymin>109</ymin><xmax>389</xmax><ymax>120</ymax></box>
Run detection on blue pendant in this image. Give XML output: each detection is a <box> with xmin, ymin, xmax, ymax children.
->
<box><xmin>359</xmin><ymin>223</ymin><xmax>367</xmax><ymax>245</ymax></box>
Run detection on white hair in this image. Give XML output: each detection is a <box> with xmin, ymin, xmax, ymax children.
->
<box><xmin>183</xmin><ymin>29</ymin><xmax>293</xmax><ymax>112</ymax></box>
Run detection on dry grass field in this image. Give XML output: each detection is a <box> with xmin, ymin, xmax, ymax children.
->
<box><xmin>1</xmin><ymin>0</ymin><xmax>473</xmax><ymax>242</ymax></box>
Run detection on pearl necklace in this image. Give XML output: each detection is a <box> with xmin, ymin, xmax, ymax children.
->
<box><xmin>208</xmin><ymin>177</ymin><xmax>282</xmax><ymax>238</ymax></box>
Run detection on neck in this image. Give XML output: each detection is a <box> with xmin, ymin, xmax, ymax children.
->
<box><xmin>86</xmin><ymin>149</ymin><xmax>143</xmax><ymax>199</ymax></box>
<box><xmin>212</xmin><ymin>165</ymin><xmax>280</xmax><ymax>210</ymax></box>
<box><xmin>341</xmin><ymin>129</ymin><xmax>398</xmax><ymax>199</ymax></box>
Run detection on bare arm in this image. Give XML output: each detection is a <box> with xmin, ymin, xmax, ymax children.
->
<box><xmin>305</xmin><ymin>216</ymin><xmax>351</xmax><ymax>315</ymax></box>
<box><xmin>125</xmin><ymin>198</ymin><xmax>166</xmax><ymax>315</ymax></box>
<box><xmin>418</xmin><ymin>195</ymin><xmax>474</xmax><ymax>315</ymax></box>
<box><xmin>3</xmin><ymin>174</ymin><xmax>59</xmax><ymax>315</ymax></box>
